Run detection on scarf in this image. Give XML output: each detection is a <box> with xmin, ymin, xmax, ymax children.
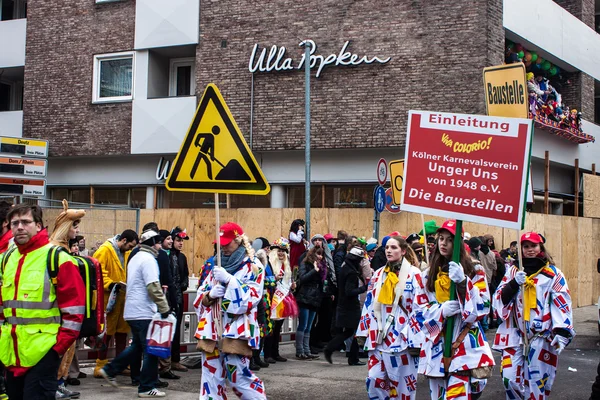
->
<box><xmin>377</xmin><ymin>260</ymin><xmax>402</xmax><ymax>305</ymax></box>
<box><xmin>435</xmin><ymin>271</ymin><xmax>451</xmax><ymax>303</ymax></box>
<box><xmin>220</xmin><ymin>245</ymin><xmax>247</xmax><ymax>274</ymax></box>
<box><xmin>522</xmin><ymin>262</ymin><xmax>548</xmax><ymax>321</ymax></box>
<box><xmin>139</xmin><ymin>244</ymin><xmax>158</xmax><ymax>257</ymax></box>
<box><xmin>109</xmin><ymin>235</ymin><xmax>126</xmax><ymax>268</ymax></box>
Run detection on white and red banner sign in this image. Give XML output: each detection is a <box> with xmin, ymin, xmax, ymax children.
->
<box><xmin>400</xmin><ymin>110</ymin><xmax>533</xmax><ymax>229</ymax></box>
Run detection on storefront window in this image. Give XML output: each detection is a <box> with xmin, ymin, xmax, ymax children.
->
<box><xmin>160</xmin><ymin>189</ymin><xmax>226</xmax><ymax>208</ymax></box>
<box><xmin>325</xmin><ymin>185</ymin><xmax>374</xmax><ymax>208</ymax></box>
<box><xmin>229</xmin><ymin>193</ymin><xmax>271</xmax><ymax>208</ymax></box>
<box><xmin>51</xmin><ymin>188</ymin><xmax>68</xmax><ymax>201</ymax></box>
<box><xmin>71</xmin><ymin>189</ymin><xmax>91</xmax><ymax>204</ymax></box>
<box><xmin>287</xmin><ymin>186</ymin><xmax>323</xmax><ymax>208</ymax></box>
<box><xmin>94</xmin><ymin>188</ymin><xmax>128</xmax><ymax>205</ymax></box>
<box><xmin>131</xmin><ymin>188</ymin><xmax>147</xmax><ymax>208</ymax></box>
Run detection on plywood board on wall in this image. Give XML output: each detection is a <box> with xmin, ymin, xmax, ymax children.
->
<box><xmin>583</xmin><ymin>174</ymin><xmax>600</xmax><ymax>218</ymax></box>
<box><xmin>592</xmin><ymin>219</ymin><xmax>600</xmax><ymax>304</ymax></box>
<box><xmin>577</xmin><ymin>218</ymin><xmax>594</xmax><ymax>307</ymax></box>
<box><xmin>561</xmin><ymin>216</ymin><xmax>579</xmax><ymax>307</ymax></box>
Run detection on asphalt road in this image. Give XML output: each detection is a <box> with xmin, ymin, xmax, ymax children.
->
<box><xmin>76</xmin><ymin>305</ymin><xmax>600</xmax><ymax>399</ymax></box>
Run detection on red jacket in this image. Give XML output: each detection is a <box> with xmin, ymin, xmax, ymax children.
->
<box><xmin>0</xmin><ymin>230</ymin><xmax>13</xmax><ymax>254</ymax></box>
<box><xmin>0</xmin><ymin>229</ymin><xmax>85</xmax><ymax>376</ymax></box>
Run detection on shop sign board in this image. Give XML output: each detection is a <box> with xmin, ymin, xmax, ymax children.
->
<box><xmin>0</xmin><ymin>176</ymin><xmax>46</xmax><ymax>196</ymax></box>
<box><xmin>0</xmin><ymin>137</ymin><xmax>48</xmax><ymax>158</ymax></box>
<box><xmin>0</xmin><ymin>157</ymin><xmax>47</xmax><ymax>177</ymax></box>
<box><xmin>400</xmin><ymin>110</ymin><xmax>533</xmax><ymax>229</ymax></box>
<box><xmin>483</xmin><ymin>62</ymin><xmax>528</xmax><ymax>119</ymax></box>
<box><xmin>166</xmin><ymin>84</ymin><xmax>270</xmax><ymax>195</ymax></box>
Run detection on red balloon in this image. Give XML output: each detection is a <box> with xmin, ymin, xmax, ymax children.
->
<box><xmin>514</xmin><ymin>43</ymin><xmax>524</xmax><ymax>52</ymax></box>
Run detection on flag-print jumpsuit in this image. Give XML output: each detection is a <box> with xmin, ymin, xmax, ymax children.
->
<box><xmin>492</xmin><ymin>263</ymin><xmax>574</xmax><ymax>400</ymax></box>
<box><xmin>414</xmin><ymin>263</ymin><xmax>495</xmax><ymax>400</ymax></box>
<box><xmin>355</xmin><ymin>258</ymin><xmax>424</xmax><ymax>400</ymax></box>
<box><xmin>194</xmin><ymin>257</ymin><xmax>267</xmax><ymax>400</ymax></box>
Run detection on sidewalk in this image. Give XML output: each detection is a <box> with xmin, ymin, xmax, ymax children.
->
<box><xmin>74</xmin><ymin>304</ymin><xmax>600</xmax><ymax>399</ymax></box>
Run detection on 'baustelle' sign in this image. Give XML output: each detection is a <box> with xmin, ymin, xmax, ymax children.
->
<box><xmin>249</xmin><ymin>40</ymin><xmax>391</xmax><ymax>78</ymax></box>
<box><xmin>400</xmin><ymin>110</ymin><xmax>533</xmax><ymax>229</ymax></box>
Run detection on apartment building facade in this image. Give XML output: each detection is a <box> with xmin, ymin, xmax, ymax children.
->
<box><xmin>1</xmin><ymin>0</ymin><xmax>599</xmax><ymax>213</ymax></box>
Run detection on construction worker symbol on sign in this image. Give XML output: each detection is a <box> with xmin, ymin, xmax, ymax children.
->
<box><xmin>166</xmin><ymin>84</ymin><xmax>269</xmax><ymax>195</ymax></box>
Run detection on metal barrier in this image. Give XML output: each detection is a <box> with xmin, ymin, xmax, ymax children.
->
<box><xmin>77</xmin><ymin>291</ymin><xmax>299</xmax><ymax>361</ymax></box>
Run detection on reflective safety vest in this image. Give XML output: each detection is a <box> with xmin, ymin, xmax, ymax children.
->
<box><xmin>0</xmin><ymin>244</ymin><xmax>68</xmax><ymax>368</ymax></box>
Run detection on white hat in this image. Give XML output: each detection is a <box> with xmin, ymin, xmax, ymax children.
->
<box><xmin>141</xmin><ymin>230</ymin><xmax>159</xmax><ymax>243</ymax></box>
<box><xmin>349</xmin><ymin>247</ymin><xmax>364</xmax><ymax>257</ymax></box>
<box><xmin>464</xmin><ymin>232</ymin><xmax>471</xmax><ymax>241</ymax></box>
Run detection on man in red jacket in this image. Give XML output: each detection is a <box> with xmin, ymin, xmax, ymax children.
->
<box><xmin>0</xmin><ymin>204</ymin><xmax>85</xmax><ymax>400</ymax></box>
<box><xmin>0</xmin><ymin>200</ymin><xmax>13</xmax><ymax>254</ymax></box>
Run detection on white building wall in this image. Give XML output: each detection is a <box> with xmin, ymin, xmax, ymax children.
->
<box><xmin>0</xmin><ymin>19</ymin><xmax>26</xmax><ymax>68</ymax></box>
<box><xmin>503</xmin><ymin>0</ymin><xmax>600</xmax><ymax>80</ymax></box>
<box><xmin>134</xmin><ymin>0</ymin><xmax>200</xmax><ymax>50</ymax></box>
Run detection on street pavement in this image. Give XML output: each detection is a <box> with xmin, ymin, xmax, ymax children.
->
<box><xmin>76</xmin><ymin>305</ymin><xmax>599</xmax><ymax>399</ymax></box>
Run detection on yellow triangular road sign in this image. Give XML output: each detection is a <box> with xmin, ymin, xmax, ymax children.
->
<box><xmin>166</xmin><ymin>84</ymin><xmax>270</xmax><ymax>195</ymax></box>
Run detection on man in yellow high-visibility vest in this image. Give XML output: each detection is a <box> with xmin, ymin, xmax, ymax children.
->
<box><xmin>0</xmin><ymin>204</ymin><xmax>85</xmax><ymax>400</ymax></box>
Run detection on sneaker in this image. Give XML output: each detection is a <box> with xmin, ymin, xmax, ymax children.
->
<box><xmin>55</xmin><ymin>390</ymin><xmax>71</xmax><ymax>399</ymax></box>
<box><xmin>99</xmin><ymin>368</ymin><xmax>118</xmax><ymax>388</ymax></box>
<box><xmin>138</xmin><ymin>388</ymin><xmax>166</xmax><ymax>398</ymax></box>
<box><xmin>58</xmin><ymin>383</ymin><xmax>80</xmax><ymax>399</ymax></box>
<box><xmin>308</xmin><ymin>353</ymin><xmax>320</xmax><ymax>360</ymax></box>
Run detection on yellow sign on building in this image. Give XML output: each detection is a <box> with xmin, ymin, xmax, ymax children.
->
<box><xmin>166</xmin><ymin>84</ymin><xmax>270</xmax><ymax>195</ymax></box>
<box><xmin>483</xmin><ymin>62</ymin><xmax>528</xmax><ymax>118</ymax></box>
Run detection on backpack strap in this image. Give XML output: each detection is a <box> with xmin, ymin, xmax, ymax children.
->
<box><xmin>0</xmin><ymin>244</ymin><xmax>18</xmax><ymax>274</ymax></box>
<box><xmin>46</xmin><ymin>245</ymin><xmax>65</xmax><ymax>286</ymax></box>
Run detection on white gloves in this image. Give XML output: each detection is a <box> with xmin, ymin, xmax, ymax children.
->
<box><xmin>448</xmin><ymin>261</ymin><xmax>465</xmax><ymax>283</ymax></box>
<box><xmin>209</xmin><ymin>284</ymin><xmax>226</xmax><ymax>299</ymax></box>
<box><xmin>515</xmin><ymin>270</ymin><xmax>527</xmax><ymax>285</ymax></box>
<box><xmin>441</xmin><ymin>300</ymin><xmax>461</xmax><ymax>318</ymax></box>
<box><xmin>551</xmin><ymin>335</ymin><xmax>569</xmax><ymax>355</ymax></box>
<box><xmin>213</xmin><ymin>266</ymin><xmax>232</xmax><ymax>285</ymax></box>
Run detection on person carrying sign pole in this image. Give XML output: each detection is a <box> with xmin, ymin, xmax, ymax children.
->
<box><xmin>415</xmin><ymin>220</ymin><xmax>494</xmax><ymax>400</ymax></box>
<box><xmin>193</xmin><ymin>222</ymin><xmax>267</xmax><ymax>400</ymax></box>
<box><xmin>492</xmin><ymin>232</ymin><xmax>574</xmax><ymax>400</ymax></box>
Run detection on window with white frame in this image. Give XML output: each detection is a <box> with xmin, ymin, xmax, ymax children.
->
<box><xmin>169</xmin><ymin>58</ymin><xmax>195</xmax><ymax>96</ymax></box>
<box><xmin>92</xmin><ymin>52</ymin><xmax>134</xmax><ymax>103</ymax></box>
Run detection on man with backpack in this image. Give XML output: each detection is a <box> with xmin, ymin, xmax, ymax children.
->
<box><xmin>0</xmin><ymin>204</ymin><xmax>85</xmax><ymax>400</ymax></box>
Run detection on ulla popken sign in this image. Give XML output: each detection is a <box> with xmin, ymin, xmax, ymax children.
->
<box><xmin>400</xmin><ymin>110</ymin><xmax>533</xmax><ymax>229</ymax></box>
<box><xmin>248</xmin><ymin>39</ymin><xmax>391</xmax><ymax>78</ymax></box>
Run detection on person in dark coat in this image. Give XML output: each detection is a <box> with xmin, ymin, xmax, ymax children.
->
<box><xmin>294</xmin><ymin>247</ymin><xmax>325</xmax><ymax>360</ymax></box>
<box><xmin>169</xmin><ymin>227</ymin><xmax>190</xmax><ymax>372</ymax></box>
<box><xmin>324</xmin><ymin>246</ymin><xmax>368</xmax><ymax>365</ymax></box>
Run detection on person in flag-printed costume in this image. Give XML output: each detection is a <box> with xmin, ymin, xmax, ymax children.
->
<box><xmin>193</xmin><ymin>222</ymin><xmax>266</xmax><ymax>400</ymax></box>
<box><xmin>355</xmin><ymin>235</ymin><xmax>423</xmax><ymax>400</ymax></box>
<box><xmin>492</xmin><ymin>231</ymin><xmax>574</xmax><ymax>400</ymax></box>
<box><xmin>414</xmin><ymin>220</ymin><xmax>494</xmax><ymax>400</ymax></box>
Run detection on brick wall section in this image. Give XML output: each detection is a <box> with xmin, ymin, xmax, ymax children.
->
<box><xmin>196</xmin><ymin>1</ymin><xmax>504</xmax><ymax>152</ymax></box>
<box><xmin>22</xmin><ymin>1</ymin><xmax>135</xmax><ymax>157</ymax></box>
<box><xmin>552</xmin><ymin>0</ymin><xmax>595</xmax><ymax>117</ymax></box>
